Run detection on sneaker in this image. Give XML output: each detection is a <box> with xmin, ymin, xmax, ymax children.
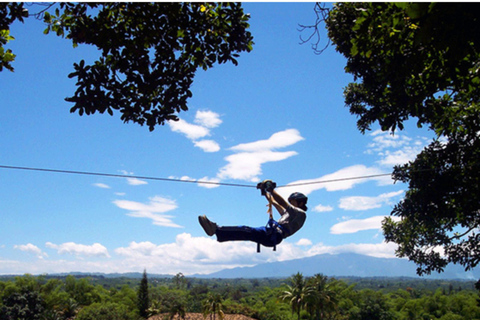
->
<box><xmin>198</xmin><ymin>215</ymin><xmax>217</xmax><ymax>236</ymax></box>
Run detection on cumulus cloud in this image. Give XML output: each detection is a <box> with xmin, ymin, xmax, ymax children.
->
<box><xmin>218</xmin><ymin>150</ymin><xmax>298</xmax><ymax>182</ymax></box>
<box><xmin>217</xmin><ymin>129</ymin><xmax>304</xmax><ymax>182</ymax></box>
<box><xmin>114</xmin><ymin>234</ymin><xmax>272</xmax><ymax>274</ymax></box>
<box><xmin>14</xmin><ymin>243</ymin><xmax>48</xmax><ymax>259</ymax></box>
<box><xmin>330</xmin><ymin>215</ymin><xmax>401</xmax><ymax>234</ymax></box>
<box><xmin>230</xmin><ymin>129</ymin><xmax>304</xmax><ymax>152</ymax></box>
<box><xmin>339</xmin><ymin>190</ymin><xmax>404</xmax><ymax>211</ymax></box>
<box><xmin>194</xmin><ymin>140</ymin><xmax>220</xmax><ymax>152</ymax></box>
<box><xmin>46</xmin><ymin>242</ymin><xmax>110</xmax><ymax>258</ymax></box>
<box><xmin>4</xmin><ymin>235</ymin><xmax>400</xmax><ymax>275</ymax></box>
<box><xmin>194</xmin><ymin>110</ymin><xmax>222</xmax><ymax>128</ymax></box>
<box><xmin>168</xmin><ymin>110</ymin><xmax>222</xmax><ymax>153</ymax></box>
<box><xmin>113</xmin><ymin>196</ymin><xmax>182</xmax><ymax>228</ymax></box>
<box><xmin>111</xmin><ymin>234</ymin><xmax>399</xmax><ymax>275</ymax></box>
<box><xmin>168</xmin><ymin>118</ymin><xmax>210</xmax><ymax>140</ymax></box>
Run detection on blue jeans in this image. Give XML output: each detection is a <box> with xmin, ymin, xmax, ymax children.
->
<box><xmin>215</xmin><ymin>225</ymin><xmax>283</xmax><ymax>247</ymax></box>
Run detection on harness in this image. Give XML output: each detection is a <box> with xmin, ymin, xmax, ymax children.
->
<box><xmin>257</xmin><ymin>192</ymin><xmax>286</xmax><ymax>253</ymax></box>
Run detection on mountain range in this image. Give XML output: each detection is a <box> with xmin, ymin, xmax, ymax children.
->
<box><xmin>195</xmin><ymin>253</ymin><xmax>480</xmax><ymax>280</ymax></box>
<box><xmin>9</xmin><ymin>253</ymin><xmax>478</xmax><ymax>280</ymax></box>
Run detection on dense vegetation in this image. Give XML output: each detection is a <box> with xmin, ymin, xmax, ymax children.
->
<box><xmin>0</xmin><ymin>272</ymin><xmax>479</xmax><ymax>320</ymax></box>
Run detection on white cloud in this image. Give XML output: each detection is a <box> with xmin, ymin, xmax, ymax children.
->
<box><xmin>277</xmin><ymin>165</ymin><xmax>390</xmax><ymax>199</ymax></box>
<box><xmin>296</xmin><ymin>238</ymin><xmax>312</xmax><ymax>246</ymax></box>
<box><xmin>330</xmin><ymin>215</ymin><xmax>401</xmax><ymax>234</ymax></box>
<box><xmin>113</xmin><ymin>196</ymin><xmax>182</xmax><ymax>228</ymax></box>
<box><xmin>367</xmin><ymin>130</ymin><xmax>429</xmax><ymax>167</ymax></box>
<box><xmin>93</xmin><ymin>183</ymin><xmax>110</xmax><ymax>189</ymax></box>
<box><xmin>127</xmin><ymin>177</ymin><xmax>148</xmax><ymax>186</ymax></box>
<box><xmin>46</xmin><ymin>242</ymin><xmax>110</xmax><ymax>258</ymax></box>
<box><xmin>367</xmin><ymin>129</ymin><xmax>412</xmax><ymax>152</ymax></box>
<box><xmin>217</xmin><ymin>129</ymin><xmax>303</xmax><ymax>182</ymax></box>
<box><xmin>194</xmin><ymin>140</ymin><xmax>220</xmax><ymax>152</ymax></box>
<box><xmin>218</xmin><ymin>150</ymin><xmax>298</xmax><ymax>182</ymax></box>
<box><xmin>114</xmin><ymin>234</ymin><xmax>272</xmax><ymax>275</ymax></box>
<box><xmin>197</xmin><ymin>176</ymin><xmax>221</xmax><ymax>189</ymax></box>
<box><xmin>168</xmin><ymin>111</ymin><xmax>222</xmax><ymax>153</ymax></box>
<box><xmin>339</xmin><ymin>190</ymin><xmax>404</xmax><ymax>211</ymax></box>
<box><xmin>306</xmin><ymin>241</ymin><xmax>398</xmax><ymax>259</ymax></box>
<box><xmin>313</xmin><ymin>204</ymin><xmax>334</xmax><ymax>212</ymax></box>
<box><xmin>194</xmin><ymin>110</ymin><xmax>222</xmax><ymax>128</ymax></box>
<box><xmin>230</xmin><ymin>129</ymin><xmax>304</xmax><ymax>152</ymax></box>
<box><xmin>377</xmin><ymin>147</ymin><xmax>424</xmax><ymax>167</ymax></box>
<box><xmin>14</xmin><ymin>243</ymin><xmax>48</xmax><ymax>259</ymax></box>
<box><xmin>3</xmin><ymin>236</ymin><xmax>400</xmax><ymax>275</ymax></box>
<box><xmin>168</xmin><ymin>118</ymin><xmax>210</xmax><ymax>140</ymax></box>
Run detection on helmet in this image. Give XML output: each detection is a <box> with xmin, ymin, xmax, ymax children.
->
<box><xmin>288</xmin><ymin>192</ymin><xmax>308</xmax><ymax>204</ymax></box>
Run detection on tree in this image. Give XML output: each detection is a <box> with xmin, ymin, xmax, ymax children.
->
<box><xmin>0</xmin><ymin>3</ymin><xmax>28</xmax><ymax>71</ymax></box>
<box><xmin>202</xmin><ymin>292</ymin><xmax>225</xmax><ymax>320</ymax></box>
<box><xmin>0</xmin><ymin>291</ymin><xmax>45</xmax><ymax>320</ymax></box>
<box><xmin>168</xmin><ymin>297</ymin><xmax>187</xmax><ymax>320</ymax></box>
<box><xmin>1</xmin><ymin>2</ymin><xmax>253</xmax><ymax>131</ymax></box>
<box><xmin>75</xmin><ymin>302</ymin><xmax>137</xmax><ymax>320</ymax></box>
<box><xmin>280</xmin><ymin>272</ymin><xmax>314</xmax><ymax>320</ymax></box>
<box><xmin>306</xmin><ymin>274</ymin><xmax>339</xmax><ymax>320</ymax></box>
<box><xmin>137</xmin><ymin>269</ymin><xmax>149</xmax><ymax>318</ymax></box>
<box><xmin>324</xmin><ymin>2</ymin><xmax>480</xmax><ymax>277</ymax></box>
<box><xmin>173</xmin><ymin>272</ymin><xmax>187</xmax><ymax>290</ymax></box>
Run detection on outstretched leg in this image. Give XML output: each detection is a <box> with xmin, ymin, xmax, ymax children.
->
<box><xmin>198</xmin><ymin>215</ymin><xmax>282</xmax><ymax>247</ymax></box>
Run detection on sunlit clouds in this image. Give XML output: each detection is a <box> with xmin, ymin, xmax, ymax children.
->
<box><xmin>168</xmin><ymin>110</ymin><xmax>222</xmax><ymax>153</ymax></box>
<box><xmin>330</xmin><ymin>215</ymin><xmax>401</xmax><ymax>235</ymax></box>
<box><xmin>367</xmin><ymin>129</ymin><xmax>429</xmax><ymax>167</ymax></box>
<box><xmin>113</xmin><ymin>196</ymin><xmax>182</xmax><ymax>228</ymax></box>
<box><xmin>339</xmin><ymin>190</ymin><xmax>404</xmax><ymax>211</ymax></box>
<box><xmin>217</xmin><ymin>129</ymin><xmax>304</xmax><ymax>182</ymax></box>
<box><xmin>9</xmin><ymin>235</ymin><xmax>399</xmax><ymax>275</ymax></box>
<box><xmin>45</xmin><ymin>242</ymin><xmax>110</xmax><ymax>258</ymax></box>
<box><xmin>277</xmin><ymin>165</ymin><xmax>390</xmax><ymax>199</ymax></box>
<box><xmin>14</xmin><ymin>243</ymin><xmax>48</xmax><ymax>259</ymax></box>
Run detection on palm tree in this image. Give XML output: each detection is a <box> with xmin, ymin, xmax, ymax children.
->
<box><xmin>173</xmin><ymin>272</ymin><xmax>187</xmax><ymax>290</ymax></box>
<box><xmin>306</xmin><ymin>274</ymin><xmax>339</xmax><ymax>320</ymax></box>
<box><xmin>202</xmin><ymin>293</ymin><xmax>225</xmax><ymax>320</ymax></box>
<box><xmin>280</xmin><ymin>272</ymin><xmax>314</xmax><ymax>320</ymax></box>
<box><xmin>169</xmin><ymin>299</ymin><xmax>187</xmax><ymax>320</ymax></box>
<box><xmin>61</xmin><ymin>298</ymin><xmax>79</xmax><ymax>319</ymax></box>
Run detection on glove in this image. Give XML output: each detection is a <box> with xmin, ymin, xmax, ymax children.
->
<box><xmin>262</xmin><ymin>180</ymin><xmax>276</xmax><ymax>192</ymax></box>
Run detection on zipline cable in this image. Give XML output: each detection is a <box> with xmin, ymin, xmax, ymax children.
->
<box><xmin>0</xmin><ymin>164</ymin><xmax>393</xmax><ymax>189</ymax></box>
<box><xmin>0</xmin><ymin>164</ymin><xmax>254</xmax><ymax>188</ymax></box>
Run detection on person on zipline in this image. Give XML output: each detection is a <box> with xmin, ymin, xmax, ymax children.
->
<box><xmin>198</xmin><ymin>180</ymin><xmax>307</xmax><ymax>250</ymax></box>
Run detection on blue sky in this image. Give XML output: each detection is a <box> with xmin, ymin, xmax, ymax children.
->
<box><xmin>0</xmin><ymin>3</ymin><xmax>434</xmax><ymax>276</ymax></box>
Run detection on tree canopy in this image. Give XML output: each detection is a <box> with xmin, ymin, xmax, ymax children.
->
<box><xmin>0</xmin><ymin>2</ymin><xmax>253</xmax><ymax>131</ymax></box>
<box><xmin>325</xmin><ymin>3</ymin><xmax>480</xmax><ymax>277</ymax></box>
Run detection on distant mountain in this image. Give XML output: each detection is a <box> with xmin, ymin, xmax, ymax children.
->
<box><xmin>198</xmin><ymin>253</ymin><xmax>480</xmax><ymax>280</ymax></box>
<box><xmin>43</xmin><ymin>272</ymin><xmax>173</xmax><ymax>279</ymax></box>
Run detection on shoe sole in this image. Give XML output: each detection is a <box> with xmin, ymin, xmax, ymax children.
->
<box><xmin>199</xmin><ymin>215</ymin><xmax>215</xmax><ymax>236</ymax></box>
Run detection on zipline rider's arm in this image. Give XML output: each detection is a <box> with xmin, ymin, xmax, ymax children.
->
<box><xmin>257</xmin><ymin>180</ymin><xmax>289</xmax><ymax>217</ymax></box>
<box><xmin>265</xmin><ymin>192</ymin><xmax>286</xmax><ymax>217</ymax></box>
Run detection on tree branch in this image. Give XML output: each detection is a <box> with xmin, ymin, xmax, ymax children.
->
<box><xmin>298</xmin><ymin>2</ymin><xmax>331</xmax><ymax>55</ymax></box>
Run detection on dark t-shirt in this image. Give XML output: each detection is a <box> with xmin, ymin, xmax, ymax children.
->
<box><xmin>278</xmin><ymin>205</ymin><xmax>306</xmax><ymax>237</ymax></box>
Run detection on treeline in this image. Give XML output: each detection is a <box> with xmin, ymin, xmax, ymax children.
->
<box><xmin>0</xmin><ymin>272</ymin><xmax>479</xmax><ymax>319</ymax></box>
